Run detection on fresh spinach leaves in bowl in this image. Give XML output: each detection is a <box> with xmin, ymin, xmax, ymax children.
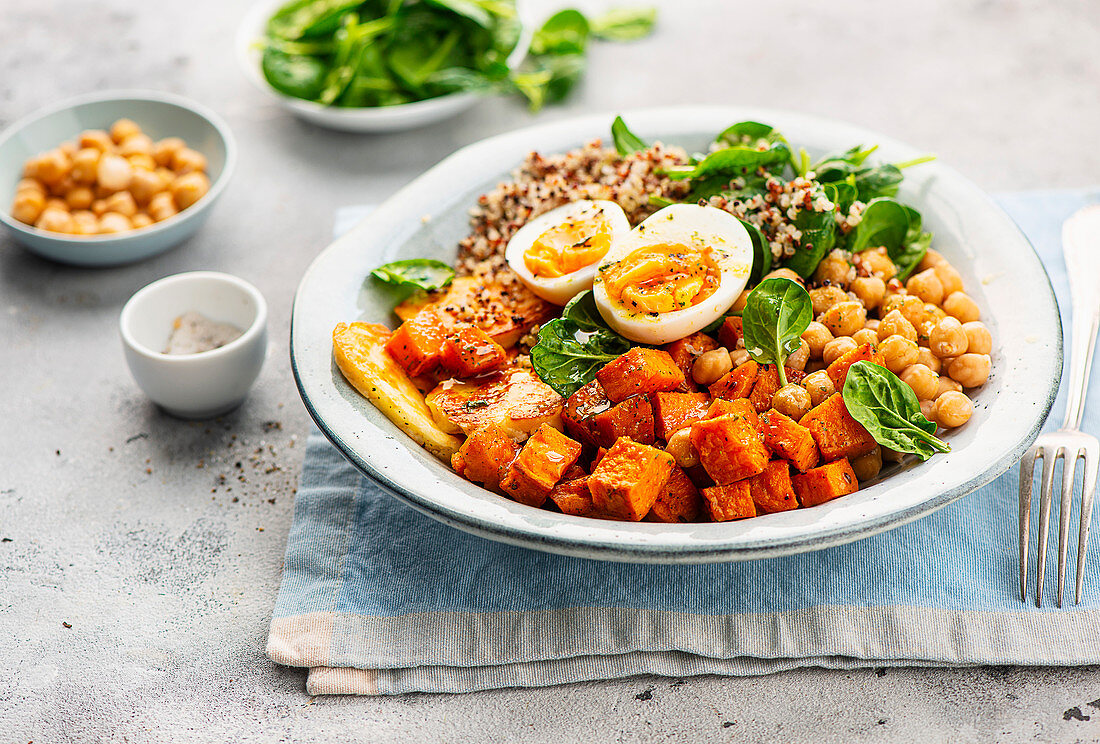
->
<box><xmin>258</xmin><ymin>0</ymin><xmax>656</xmax><ymax>110</ymax></box>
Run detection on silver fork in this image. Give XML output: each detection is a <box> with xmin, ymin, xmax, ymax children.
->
<box><xmin>1019</xmin><ymin>204</ymin><xmax>1100</xmax><ymax>607</ymax></box>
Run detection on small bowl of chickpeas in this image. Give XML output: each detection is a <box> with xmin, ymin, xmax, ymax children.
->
<box><xmin>0</xmin><ymin>90</ymin><xmax>235</xmax><ymax>266</ymax></box>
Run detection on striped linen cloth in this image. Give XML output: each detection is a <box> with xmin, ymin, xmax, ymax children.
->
<box><xmin>267</xmin><ymin>190</ymin><xmax>1100</xmax><ymax>695</ymax></box>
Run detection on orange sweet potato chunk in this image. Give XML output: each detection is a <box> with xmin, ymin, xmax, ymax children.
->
<box><xmin>793</xmin><ymin>458</ymin><xmax>859</xmax><ymax>507</ymax></box>
<box><xmin>385</xmin><ymin>309</ymin><xmax>448</xmax><ymax>376</ymax></box>
<box><xmin>709</xmin><ymin>360</ymin><xmax>759</xmax><ymax>400</ymax></box>
<box><xmin>596</xmin><ymin>348</ymin><xmax>686</xmax><ymax>403</ymax></box>
<box><xmin>561</xmin><ymin>380</ymin><xmax>612</xmax><ymax>446</ymax></box>
<box><xmin>826</xmin><ymin>343</ymin><xmax>884</xmax><ymax>391</ymax></box>
<box><xmin>717</xmin><ymin>316</ymin><xmax>743</xmax><ymax>351</ymax></box>
<box><xmin>550</xmin><ymin>473</ymin><xmax>600</xmax><ymax>517</ymax></box>
<box><xmin>646</xmin><ymin>465</ymin><xmax>703</xmax><ymax>523</ymax></box>
<box><xmin>652</xmin><ymin>391</ymin><xmax>710</xmax><ymax>441</ymax></box>
<box><xmin>706</xmin><ymin>397</ymin><xmax>759</xmax><ymax>427</ymax></box>
<box><xmin>451</xmin><ymin>424</ymin><xmax>519</xmax><ymax>492</ymax></box>
<box><xmin>702</xmin><ymin>481</ymin><xmax>757</xmax><ymax>521</ymax></box>
<box><xmin>800</xmin><ymin>393</ymin><xmax>877</xmax><ymax>461</ymax></box>
<box><xmin>690</xmin><ymin>414</ymin><xmax>768</xmax><ymax>485</ymax></box>
<box><xmin>758</xmin><ymin>409</ymin><xmax>820</xmax><ymax>473</ymax></box>
<box><xmin>749</xmin><ymin>364</ymin><xmax>808</xmax><ymax>413</ymax></box>
<box><xmin>587</xmin><ymin>438</ymin><xmax>675</xmax><ymax>521</ymax></box>
<box><xmin>591</xmin><ymin>395</ymin><xmax>655</xmax><ymax>447</ymax></box>
<box><xmin>749</xmin><ymin>460</ymin><xmax>799</xmax><ymax>513</ymax></box>
<box><xmin>500</xmin><ymin>424</ymin><xmax>582</xmax><ymax>508</ymax></box>
<box><xmin>663</xmin><ymin>332</ymin><xmax>718</xmax><ymax>378</ymax></box>
<box><xmin>439</xmin><ymin>325</ymin><xmax>506</xmax><ymax>377</ymax></box>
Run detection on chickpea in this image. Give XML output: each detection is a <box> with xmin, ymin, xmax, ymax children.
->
<box><xmin>935</xmin><ymin>376</ymin><xmax>963</xmax><ymax>399</ymax></box>
<box><xmin>127</xmin><ymin>153</ymin><xmax>157</xmax><ymax>172</ymax></box>
<box><xmin>850</xmin><ymin>276</ymin><xmax>886</xmax><ymax>310</ymax></box>
<box><xmin>943</xmin><ymin>291</ymin><xmax>980</xmax><ymax>323</ymax></box>
<box><xmin>900</xmin><ymin>363</ymin><xmax>939</xmax><ymax>401</ymax></box>
<box><xmin>805</xmin><ymin>360</ymin><xmax>828</xmax><ymax>374</ymax></box>
<box><xmin>118</xmin><ymin>133</ymin><xmax>154</xmax><ymax>157</ymax></box>
<box><xmin>49</xmin><ymin>176</ymin><xmax>76</xmax><ymax>199</ymax></box>
<box><xmin>933</xmin><ymin>262</ymin><xmax>964</xmax><ymax>296</ymax></box>
<box><xmin>70</xmin><ymin>148</ymin><xmax>101</xmax><ymax>184</ymax></box>
<box><xmin>823</xmin><ymin>336</ymin><xmax>857</xmax><ymax>366</ymax></box>
<box><xmin>915</xmin><ymin>347</ymin><xmax>942</xmax><ymax>374</ymax></box>
<box><xmin>78</xmin><ymin>129</ymin><xmax>114</xmax><ymax>151</ymax></box>
<box><xmin>802</xmin><ymin>370</ymin><xmax>835</xmax><ymax>407</ymax></box>
<box><xmin>923</xmin><ymin>303</ymin><xmax>946</xmax><ymax>322</ymax></box>
<box><xmin>878</xmin><ymin>334</ymin><xmax>919</xmax><ymax>373</ymax></box>
<box><xmin>933</xmin><ymin>391</ymin><xmax>973</xmax><ymax>428</ymax></box>
<box><xmin>16</xmin><ymin>177</ymin><xmax>46</xmax><ymax>195</ymax></box>
<box><xmin>155</xmin><ymin>167</ymin><xmax>176</xmax><ymax>188</ymax></box>
<box><xmin>948</xmin><ymin>353</ymin><xmax>991</xmax><ymax>388</ymax></box>
<box><xmin>930</xmin><ymin>317</ymin><xmax>969</xmax><ymax>358</ymax></box>
<box><xmin>880</xmin><ymin>293</ymin><xmax>907</xmax><ymax>318</ymax></box>
<box><xmin>97</xmin><ymin>212</ymin><xmax>132</xmax><ymax>234</ymax></box>
<box><xmin>809</xmin><ymin>285</ymin><xmax>848</xmax><ymax>315</ymax></box>
<box><xmin>852</xmin><ymin>447</ymin><xmax>883</xmax><ymax>481</ymax></box>
<box><xmin>59</xmin><ymin>140</ymin><xmax>77</xmax><ymax>157</ymax></box>
<box><xmin>35</xmin><ymin>149</ymin><xmax>71</xmax><ymax>185</ymax></box>
<box><xmin>11</xmin><ymin>190</ymin><xmax>46</xmax><ymax>225</ymax></box>
<box><xmin>664</xmin><ymin>428</ymin><xmax>698</xmax><ymax>468</ymax></box>
<box><xmin>852</xmin><ymin>328</ymin><xmax>878</xmax><ymax>347</ymax></box>
<box><xmin>110</xmin><ymin>118</ymin><xmax>142</xmax><ymax>144</ymax></box>
<box><xmin>65</xmin><ymin>186</ymin><xmax>94</xmax><ymax>210</ymax></box>
<box><xmin>70</xmin><ymin>210</ymin><xmax>98</xmax><ymax>235</ymax></box>
<box><xmin>802</xmin><ymin>321</ymin><xmax>833</xmax><ymax>359</ymax></box>
<box><xmin>104</xmin><ymin>191</ymin><xmax>137</xmax><ymax>218</ymax></box>
<box><xmin>131</xmin><ymin>212</ymin><xmax>154</xmax><ymax>230</ymax></box>
<box><xmin>917</xmin><ymin>248</ymin><xmax>948</xmax><ymax>272</ymax></box>
<box><xmin>763</xmin><ymin>268</ymin><xmax>803</xmax><ymax>284</ymax></box>
<box><xmin>731</xmin><ymin>289</ymin><xmax>750</xmax><ymax>313</ymax></box>
<box><xmin>813</xmin><ymin>249</ymin><xmax>855</xmax><ymax>288</ymax></box>
<box><xmin>897</xmin><ymin>295</ymin><xmax>926</xmax><ymax>329</ymax></box>
<box><xmin>906</xmin><ymin>268</ymin><xmax>945</xmax><ymax>305</ymax></box>
<box><xmin>877</xmin><ymin>309</ymin><xmax>918</xmax><ymax>343</ymax></box>
<box><xmin>864</xmin><ymin>318</ymin><xmax>880</xmax><ymax>332</ymax></box>
<box><xmin>916</xmin><ymin>319</ymin><xmax>937</xmax><ymax>348</ymax></box>
<box><xmin>96</xmin><ymin>154</ymin><xmax>133</xmax><ymax>193</ymax></box>
<box><xmin>962</xmin><ymin>321</ymin><xmax>992</xmax><ymax>355</ymax></box>
<box><xmin>920</xmin><ymin>399</ymin><xmax>936</xmax><ymax>421</ymax></box>
<box><xmin>148</xmin><ymin>192</ymin><xmax>178</xmax><ymax>222</ymax></box>
<box><xmin>771</xmin><ymin>384</ymin><xmax>812</xmax><ymax>420</ymax></box>
<box><xmin>881</xmin><ymin>446</ymin><xmax>904</xmax><ymax>464</ymax></box>
<box><xmin>153</xmin><ymin>137</ymin><xmax>186</xmax><ymax>167</ymax></box>
<box><xmin>856</xmin><ymin>247</ymin><xmax>896</xmax><ymax>281</ymax></box>
<box><xmin>91</xmin><ymin>198</ymin><xmax>109</xmax><ymax>216</ymax></box>
<box><xmin>35</xmin><ymin>207</ymin><xmax>75</xmax><ymax>233</ymax></box>
<box><xmin>45</xmin><ymin>197</ymin><xmax>68</xmax><ymax>212</ymax></box>
<box><xmin>693</xmin><ymin>347</ymin><xmax>733</xmax><ymax>386</ymax></box>
<box><xmin>171</xmin><ymin>147</ymin><xmax>208</xmax><ymax>175</ymax></box>
<box><xmin>820</xmin><ymin>300</ymin><xmax>867</xmax><ymax>337</ymax></box>
<box><xmin>127</xmin><ymin>169</ymin><xmax>162</xmax><ymax>206</ymax></box>
<box><xmin>729</xmin><ymin>348</ymin><xmax>751</xmax><ymax>367</ymax></box>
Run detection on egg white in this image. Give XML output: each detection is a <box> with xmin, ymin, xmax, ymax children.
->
<box><xmin>592</xmin><ymin>204</ymin><xmax>753</xmax><ymax>345</ymax></box>
<box><xmin>505</xmin><ymin>200</ymin><xmax>630</xmax><ymax>305</ymax></box>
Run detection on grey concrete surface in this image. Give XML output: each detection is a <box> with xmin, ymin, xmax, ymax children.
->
<box><xmin>2</xmin><ymin>0</ymin><xmax>1100</xmax><ymax>741</ymax></box>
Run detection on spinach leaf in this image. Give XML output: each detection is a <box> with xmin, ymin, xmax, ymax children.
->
<box><xmin>715</xmin><ymin>120</ymin><xmax>778</xmax><ymax>146</ymax></box>
<box><xmin>268</xmin><ymin>0</ymin><xmax>363</xmax><ymax>40</ymax></box>
<box><xmin>664</xmin><ymin>142</ymin><xmax>791</xmax><ymax>181</ymax></box>
<box><xmin>825</xmin><ymin>180</ymin><xmax>857</xmax><ymax>215</ymax></box>
<box><xmin>590</xmin><ymin>6</ymin><xmax>656</xmax><ymax>40</ymax></box>
<box><xmin>611</xmin><ymin>116</ymin><xmax>647</xmax><ymax>156</ymax></box>
<box><xmin>560</xmin><ymin>290</ymin><xmax>606</xmax><ymax>329</ymax></box>
<box><xmin>812</xmin><ymin>144</ymin><xmax>878</xmax><ymax>183</ymax></box>
<box><xmin>842</xmin><ymin>361</ymin><xmax>949</xmax><ymax>460</ymax></box>
<box><xmin>532</xmin><ymin>8</ymin><xmax>590</xmax><ymax>54</ymax></box>
<box><xmin>261</xmin><ymin>48</ymin><xmax>328</xmax><ymax>100</ymax></box>
<box><xmin>854</xmin><ymin>164</ymin><xmax>903</xmax><ymax>201</ymax></box>
<box><xmin>540</xmin><ymin>53</ymin><xmax>587</xmax><ymax>103</ymax></box>
<box><xmin>740</xmin><ymin>218</ymin><xmax>771</xmax><ymax>285</ymax></box>
<box><xmin>741</xmin><ymin>277</ymin><xmax>812</xmax><ymax>387</ymax></box>
<box><xmin>783</xmin><ymin>207</ymin><xmax>837</xmax><ymax>279</ymax></box>
<box><xmin>847</xmin><ymin>197</ymin><xmax>909</xmax><ymax>254</ymax></box>
<box><xmin>424</xmin><ymin>0</ymin><xmax>495</xmax><ymax>28</ymax></box>
<box><xmin>530</xmin><ymin>289</ymin><xmax>634</xmax><ymax>396</ymax></box>
<box><xmin>892</xmin><ymin>206</ymin><xmax>931</xmax><ymax>281</ymax></box>
<box><xmin>371</xmin><ymin>259</ymin><xmax>455</xmax><ymax>291</ymax></box>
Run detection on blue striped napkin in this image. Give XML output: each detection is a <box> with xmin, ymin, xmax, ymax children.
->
<box><xmin>267</xmin><ymin>190</ymin><xmax>1100</xmax><ymax>696</ymax></box>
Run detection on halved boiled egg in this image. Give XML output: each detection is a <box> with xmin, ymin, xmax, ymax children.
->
<box><xmin>505</xmin><ymin>200</ymin><xmax>630</xmax><ymax>305</ymax></box>
<box><xmin>592</xmin><ymin>204</ymin><xmax>753</xmax><ymax>344</ymax></box>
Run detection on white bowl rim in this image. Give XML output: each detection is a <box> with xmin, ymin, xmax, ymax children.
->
<box><xmin>0</xmin><ymin>89</ymin><xmax>237</xmax><ymax>244</ymax></box>
<box><xmin>120</xmin><ymin>270</ymin><xmax>268</xmax><ymax>363</ymax></box>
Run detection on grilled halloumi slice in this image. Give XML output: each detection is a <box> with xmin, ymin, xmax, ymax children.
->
<box><xmin>425</xmin><ymin>368</ymin><xmax>564</xmax><ymax>439</ymax></box>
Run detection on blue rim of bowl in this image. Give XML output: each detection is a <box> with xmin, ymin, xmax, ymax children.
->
<box><xmin>0</xmin><ymin>89</ymin><xmax>237</xmax><ymax>244</ymax></box>
<box><xmin>289</xmin><ymin>107</ymin><xmax>1063</xmax><ymax>563</ymax></box>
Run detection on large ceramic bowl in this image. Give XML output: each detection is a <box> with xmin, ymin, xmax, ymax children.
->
<box><xmin>0</xmin><ymin>90</ymin><xmax>235</xmax><ymax>267</ymax></box>
<box><xmin>236</xmin><ymin>0</ymin><xmax>534</xmax><ymax>133</ymax></box>
<box><xmin>291</xmin><ymin>106</ymin><xmax>1062</xmax><ymax>563</ymax></box>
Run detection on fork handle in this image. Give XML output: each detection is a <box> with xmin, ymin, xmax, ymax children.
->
<box><xmin>1061</xmin><ymin>205</ymin><xmax>1100</xmax><ymax>430</ymax></box>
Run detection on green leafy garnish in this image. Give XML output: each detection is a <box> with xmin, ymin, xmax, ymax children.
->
<box><xmin>529</xmin><ymin>291</ymin><xmax>632</xmax><ymax>397</ymax></box>
<box><xmin>590</xmin><ymin>7</ymin><xmax>656</xmax><ymax>40</ymax></box>
<box><xmin>370</xmin><ymin>259</ymin><xmax>455</xmax><ymax>291</ymax></box>
<box><xmin>740</xmin><ymin>278</ymin><xmax>812</xmax><ymax>388</ymax></box>
<box><xmin>842</xmin><ymin>361</ymin><xmax>950</xmax><ymax>461</ymax></box>
<box><xmin>846</xmin><ymin>197</ymin><xmax>930</xmax><ymax>280</ymax></box>
<box><xmin>611</xmin><ymin>115</ymin><xmax>647</xmax><ymax>156</ymax></box>
<box><xmin>531</xmin><ymin>8</ymin><xmax>589</xmax><ymax>54</ymax></box>
<box><xmin>740</xmin><ymin>218</ymin><xmax>771</xmax><ymax>285</ymax></box>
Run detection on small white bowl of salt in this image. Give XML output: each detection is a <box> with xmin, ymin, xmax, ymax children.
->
<box><xmin>120</xmin><ymin>271</ymin><xmax>267</xmax><ymax>418</ymax></box>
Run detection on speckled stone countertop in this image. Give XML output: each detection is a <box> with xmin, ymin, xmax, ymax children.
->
<box><xmin>3</xmin><ymin>0</ymin><xmax>1100</xmax><ymax>741</ymax></box>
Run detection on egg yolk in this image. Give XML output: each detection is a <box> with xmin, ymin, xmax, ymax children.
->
<box><xmin>523</xmin><ymin>211</ymin><xmax>613</xmax><ymax>278</ymax></box>
<box><xmin>601</xmin><ymin>243</ymin><xmax>720</xmax><ymax>314</ymax></box>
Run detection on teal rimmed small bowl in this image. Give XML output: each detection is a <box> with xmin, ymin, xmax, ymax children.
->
<box><xmin>0</xmin><ymin>90</ymin><xmax>236</xmax><ymax>267</ymax></box>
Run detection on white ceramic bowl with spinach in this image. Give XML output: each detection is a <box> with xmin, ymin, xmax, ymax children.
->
<box><xmin>290</xmin><ymin>106</ymin><xmax>1062</xmax><ymax>562</ymax></box>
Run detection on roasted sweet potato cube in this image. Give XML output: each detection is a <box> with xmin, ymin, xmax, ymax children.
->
<box><xmin>591</xmin><ymin>395</ymin><xmax>655</xmax><ymax>447</ymax></box>
<box><xmin>451</xmin><ymin>424</ymin><xmax>520</xmax><ymax>492</ymax></box>
<box><xmin>587</xmin><ymin>438</ymin><xmax>675</xmax><ymax>521</ymax></box>
<box><xmin>663</xmin><ymin>332</ymin><xmax>719</xmax><ymax>378</ymax></box>
<box><xmin>550</xmin><ymin>474</ymin><xmax>599</xmax><ymax>517</ymax></box>
<box><xmin>592</xmin><ymin>446</ymin><xmax>608</xmax><ymax>469</ymax></box>
<box><xmin>710</xmin><ymin>360</ymin><xmax>759</xmax><ymax>400</ymax></box>
<box><xmin>793</xmin><ymin>458</ymin><xmax>859</xmax><ymax>507</ymax></box>
<box><xmin>758</xmin><ymin>410</ymin><xmax>820</xmax><ymax>473</ymax></box>
<box><xmin>652</xmin><ymin>391</ymin><xmax>710</xmax><ymax>440</ymax></box>
<box><xmin>500</xmin><ymin>425</ymin><xmax>582</xmax><ymax>508</ymax></box>
<box><xmin>749</xmin><ymin>460</ymin><xmax>799</xmax><ymax>513</ymax></box>
<box><xmin>385</xmin><ymin>309</ymin><xmax>448</xmax><ymax>376</ymax></box>
<box><xmin>702</xmin><ymin>481</ymin><xmax>757</xmax><ymax>521</ymax></box>
<box><xmin>596</xmin><ymin>348</ymin><xmax>686</xmax><ymax>403</ymax></box>
<box><xmin>646</xmin><ymin>465</ymin><xmax>703</xmax><ymax>523</ymax></box>
<box><xmin>690</xmin><ymin>414</ymin><xmax>768</xmax><ymax>485</ymax></box>
<box><xmin>827</xmin><ymin>343</ymin><xmax>885</xmax><ymax>391</ymax></box>
<box><xmin>439</xmin><ymin>325</ymin><xmax>507</xmax><ymax>376</ymax></box>
<box><xmin>562</xmin><ymin>380</ymin><xmax>612</xmax><ymax>446</ymax></box>
<box><xmin>800</xmin><ymin>393</ymin><xmax>877</xmax><ymax>461</ymax></box>
<box><xmin>706</xmin><ymin>397</ymin><xmax>759</xmax><ymax>427</ymax></box>
<box><xmin>749</xmin><ymin>364</ymin><xmax>808</xmax><ymax>413</ymax></box>
<box><xmin>717</xmin><ymin>316</ymin><xmax>744</xmax><ymax>351</ymax></box>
